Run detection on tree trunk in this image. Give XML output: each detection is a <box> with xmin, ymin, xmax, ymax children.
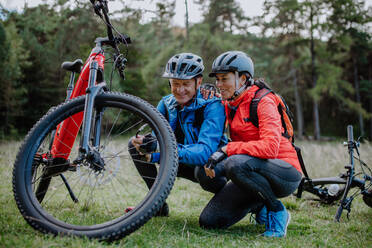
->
<box><xmin>369</xmin><ymin>63</ymin><xmax>372</xmax><ymax>140</ymax></box>
<box><xmin>293</xmin><ymin>69</ymin><xmax>304</xmax><ymax>139</ymax></box>
<box><xmin>370</xmin><ymin>95</ymin><xmax>372</xmax><ymax>140</ymax></box>
<box><xmin>310</xmin><ymin>5</ymin><xmax>321</xmax><ymax>140</ymax></box>
<box><xmin>184</xmin><ymin>0</ymin><xmax>189</xmax><ymax>40</ymax></box>
<box><xmin>353</xmin><ymin>56</ymin><xmax>364</xmax><ymax>136</ymax></box>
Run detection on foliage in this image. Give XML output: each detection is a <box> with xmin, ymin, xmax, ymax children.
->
<box><xmin>0</xmin><ymin>0</ymin><xmax>371</xmax><ymax>138</ymax></box>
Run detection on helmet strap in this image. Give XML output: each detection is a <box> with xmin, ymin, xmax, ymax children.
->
<box><xmin>235</xmin><ymin>71</ymin><xmax>240</xmax><ymax>92</ymax></box>
<box><xmin>227</xmin><ymin>71</ymin><xmax>249</xmax><ymax>101</ymax></box>
<box><xmin>248</xmin><ymin>76</ymin><xmax>255</xmax><ymax>86</ymax></box>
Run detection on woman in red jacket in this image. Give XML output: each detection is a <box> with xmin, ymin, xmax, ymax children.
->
<box><xmin>200</xmin><ymin>51</ymin><xmax>302</xmax><ymax>238</ymax></box>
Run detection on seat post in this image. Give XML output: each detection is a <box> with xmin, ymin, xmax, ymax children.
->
<box><xmin>66</xmin><ymin>72</ymin><xmax>75</xmax><ymax>100</ymax></box>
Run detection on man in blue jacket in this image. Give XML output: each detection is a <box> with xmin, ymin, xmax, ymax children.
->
<box><xmin>128</xmin><ymin>53</ymin><xmax>227</xmax><ymax>216</ymax></box>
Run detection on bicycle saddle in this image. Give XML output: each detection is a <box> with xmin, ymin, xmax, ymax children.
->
<box><xmin>61</xmin><ymin>59</ymin><xmax>84</xmax><ymax>73</ymax></box>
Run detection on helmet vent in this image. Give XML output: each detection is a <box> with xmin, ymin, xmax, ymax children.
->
<box><xmin>188</xmin><ymin>65</ymin><xmax>197</xmax><ymax>72</ymax></box>
<box><xmin>186</xmin><ymin>55</ymin><xmax>193</xmax><ymax>59</ymax></box>
<box><xmin>218</xmin><ymin>54</ymin><xmax>229</xmax><ymax>66</ymax></box>
<box><xmin>226</xmin><ymin>55</ymin><xmax>237</xmax><ymax>65</ymax></box>
<box><xmin>197</xmin><ymin>58</ymin><xmax>202</xmax><ymax>62</ymax></box>
<box><xmin>171</xmin><ymin>62</ymin><xmax>177</xmax><ymax>72</ymax></box>
<box><xmin>180</xmin><ymin>63</ymin><xmax>187</xmax><ymax>72</ymax></box>
<box><xmin>196</xmin><ymin>69</ymin><xmax>202</xmax><ymax>74</ymax></box>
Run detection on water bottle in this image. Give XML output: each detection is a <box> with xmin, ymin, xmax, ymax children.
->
<box><xmin>328</xmin><ymin>184</ymin><xmax>340</xmax><ymax>196</ymax></box>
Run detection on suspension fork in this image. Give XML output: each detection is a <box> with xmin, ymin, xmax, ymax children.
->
<box><xmin>75</xmin><ymin>60</ymin><xmax>107</xmax><ymax>162</ymax></box>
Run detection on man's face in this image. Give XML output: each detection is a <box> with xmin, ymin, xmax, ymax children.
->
<box><xmin>170</xmin><ymin>78</ymin><xmax>201</xmax><ymax>106</ymax></box>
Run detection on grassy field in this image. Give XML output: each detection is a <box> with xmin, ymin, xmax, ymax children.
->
<box><xmin>0</xmin><ymin>139</ymin><xmax>371</xmax><ymax>247</ymax></box>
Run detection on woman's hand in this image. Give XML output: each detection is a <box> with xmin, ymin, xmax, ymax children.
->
<box><xmin>204</xmin><ymin>146</ymin><xmax>228</xmax><ymax>178</ymax></box>
<box><xmin>200</xmin><ymin>83</ymin><xmax>221</xmax><ymax>99</ymax></box>
<box><xmin>204</xmin><ymin>166</ymin><xmax>215</xmax><ymax>178</ymax></box>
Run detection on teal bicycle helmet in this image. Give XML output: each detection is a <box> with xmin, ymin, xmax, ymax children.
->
<box><xmin>162</xmin><ymin>53</ymin><xmax>204</xmax><ymax>80</ymax></box>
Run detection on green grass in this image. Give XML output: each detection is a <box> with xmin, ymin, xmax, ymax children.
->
<box><xmin>1</xmin><ymin>140</ymin><xmax>371</xmax><ymax>247</ymax></box>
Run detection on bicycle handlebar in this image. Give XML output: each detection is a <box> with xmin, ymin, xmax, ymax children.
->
<box><xmin>90</xmin><ymin>0</ymin><xmax>131</xmax><ymax>46</ymax></box>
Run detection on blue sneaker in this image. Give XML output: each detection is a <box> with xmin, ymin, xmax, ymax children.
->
<box><xmin>263</xmin><ymin>203</ymin><xmax>291</xmax><ymax>238</ymax></box>
<box><xmin>255</xmin><ymin>205</ymin><xmax>267</xmax><ymax>225</ymax></box>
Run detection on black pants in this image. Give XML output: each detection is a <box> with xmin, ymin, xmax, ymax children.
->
<box><xmin>128</xmin><ymin>141</ymin><xmax>227</xmax><ymax>194</ymax></box>
<box><xmin>199</xmin><ymin>154</ymin><xmax>302</xmax><ymax>229</ymax></box>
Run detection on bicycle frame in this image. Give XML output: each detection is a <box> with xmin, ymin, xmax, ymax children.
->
<box><xmin>296</xmin><ymin>125</ymin><xmax>371</xmax><ymax>220</ymax></box>
<box><xmin>50</xmin><ymin>42</ymin><xmax>106</xmax><ymax>161</ymax></box>
<box><xmin>48</xmin><ymin>0</ymin><xmax>127</xmax><ymax>164</ymax></box>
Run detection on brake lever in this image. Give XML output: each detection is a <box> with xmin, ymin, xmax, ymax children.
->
<box><xmin>115</xmin><ymin>55</ymin><xmax>127</xmax><ymax>80</ymax></box>
<box><xmin>116</xmin><ymin>34</ymin><xmax>132</xmax><ymax>45</ymax></box>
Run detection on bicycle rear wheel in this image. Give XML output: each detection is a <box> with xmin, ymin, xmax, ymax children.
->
<box><xmin>13</xmin><ymin>92</ymin><xmax>178</xmax><ymax>241</ymax></box>
<box><xmin>299</xmin><ymin>177</ymin><xmax>346</xmax><ymax>204</ymax></box>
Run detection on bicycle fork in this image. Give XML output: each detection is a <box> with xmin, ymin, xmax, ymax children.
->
<box><xmin>74</xmin><ymin>60</ymin><xmax>107</xmax><ymax>170</ymax></box>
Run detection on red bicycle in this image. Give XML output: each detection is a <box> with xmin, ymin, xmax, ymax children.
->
<box><xmin>12</xmin><ymin>0</ymin><xmax>178</xmax><ymax>241</ymax></box>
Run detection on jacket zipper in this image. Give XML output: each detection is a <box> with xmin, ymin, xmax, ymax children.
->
<box><xmin>191</xmin><ymin>128</ymin><xmax>198</xmax><ymax>143</ymax></box>
<box><xmin>179</xmin><ymin>112</ymin><xmax>197</xmax><ymax>144</ymax></box>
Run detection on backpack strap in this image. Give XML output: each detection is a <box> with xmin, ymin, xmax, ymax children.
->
<box><xmin>193</xmin><ymin>105</ymin><xmax>206</xmax><ymax>127</ymax></box>
<box><xmin>294</xmin><ymin>145</ymin><xmax>310</xmax><ymax>179</ymax></box>
<box><xmin>244</xmin><ymin>87</ymin><xmax>273</xmax><ymax>127</ymax></box>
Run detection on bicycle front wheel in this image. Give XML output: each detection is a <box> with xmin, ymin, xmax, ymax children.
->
<box><xmin>13</xmin><ymin>92</ymin><xmax>178</xmax><ymax>241</ymax></box>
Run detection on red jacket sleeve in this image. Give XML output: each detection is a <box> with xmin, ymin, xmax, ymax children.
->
<box><xmin>226</xmin><ymin>94</ymin><xmax>282</xmax><ymax>158</ymax></box>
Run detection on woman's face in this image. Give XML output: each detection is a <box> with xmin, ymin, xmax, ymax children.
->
<box><xmin>215</xmin><ymin>72</ymin><xmax>245</xmax><ymax>100</ymax></box>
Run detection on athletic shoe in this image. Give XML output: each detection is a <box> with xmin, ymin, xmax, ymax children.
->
<box><xmin>263</xmin><ymin>203</ymin><xmax>290</xmax><ymax>238</ymax></box>
<box><xmin>255</xmin><ymin>205</ymin><xmax>267</xmax><ymax>225</ymax></box>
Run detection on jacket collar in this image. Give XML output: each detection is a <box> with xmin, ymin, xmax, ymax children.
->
<box><xmin>168</xmin><ymin>90</ymin><xmax>207</xmax><ymax>112</ymax></box>
<box><xmin>227</xmin><ymin>85</ymin><xmax>259</xmax><ymax>107</ymax></box>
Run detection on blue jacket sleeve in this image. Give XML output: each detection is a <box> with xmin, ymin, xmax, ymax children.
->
<box><xmin>150</xmin><ymin>99</ymin><xmax>167</xmax><ymax>164</ymax></box>
<box><xmin>156</xmin><ymin>99</ymin><xmax>166</xmax><ymax>117</ymax></box>
<box><xmin>177</xmin><ymin>101</ymin><xmax>226</xmax><ymax>166</ymax></box>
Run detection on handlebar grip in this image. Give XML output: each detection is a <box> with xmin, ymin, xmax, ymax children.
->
<box><xmin>347</xmin><ymin>125</ymin><xmax>353</xmax><ymax>142</ymax></box>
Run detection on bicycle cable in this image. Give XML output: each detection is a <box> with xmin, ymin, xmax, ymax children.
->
<box><xmin>97</xmin><ymin>12</ymin><xmax>129</xmax><ymax>58</ymax></box>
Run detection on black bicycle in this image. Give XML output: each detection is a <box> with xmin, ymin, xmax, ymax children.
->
<box><xmin>296</xmin><ymin>125</ymin><xmax>372</xmax><ymax>221</ymax></box>
<box><xmin>12</xmin><ymin>0</ymin><xmax>178</xmax><ymax>241</ymax></box>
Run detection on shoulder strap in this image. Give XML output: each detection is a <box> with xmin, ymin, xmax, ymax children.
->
<box><xmin>294</xmin><ymin>145</ymin><xmax>310</xmax><ymax>179</ymax></box>
<box><xmin>193</xmin><ymin>105</ymin><xmax>206</xmax><ymax>127</ymax></box>
<box><xmin>244</xmin><ymin>87</ymin><xmax>272</xmax><ymax>128</ymax></box>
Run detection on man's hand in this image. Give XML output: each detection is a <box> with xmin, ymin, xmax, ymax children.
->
<box><xmin>200</xmin><ymin>83</ymin><xmax>221</xmax><ymax>99</ymax></box>
<box><xmin>204</xmin><ymin>147</ymin><xmax>227</xmax><ymax>178</ymax></box>
<box><xmin>130</xmin><ymin>135</ymin><xmax>151</xmax><ymax>162</ymax></box>
<box><xmin>131</xmin><ymin>135</ymin><xmax>145</xmax><ymax>154</ymax></box>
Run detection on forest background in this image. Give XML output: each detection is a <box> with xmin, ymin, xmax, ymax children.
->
<box><xmin>0</xmin><ymin>0</ymin><xmax>371</xmax><ymax>140</ymax></box>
